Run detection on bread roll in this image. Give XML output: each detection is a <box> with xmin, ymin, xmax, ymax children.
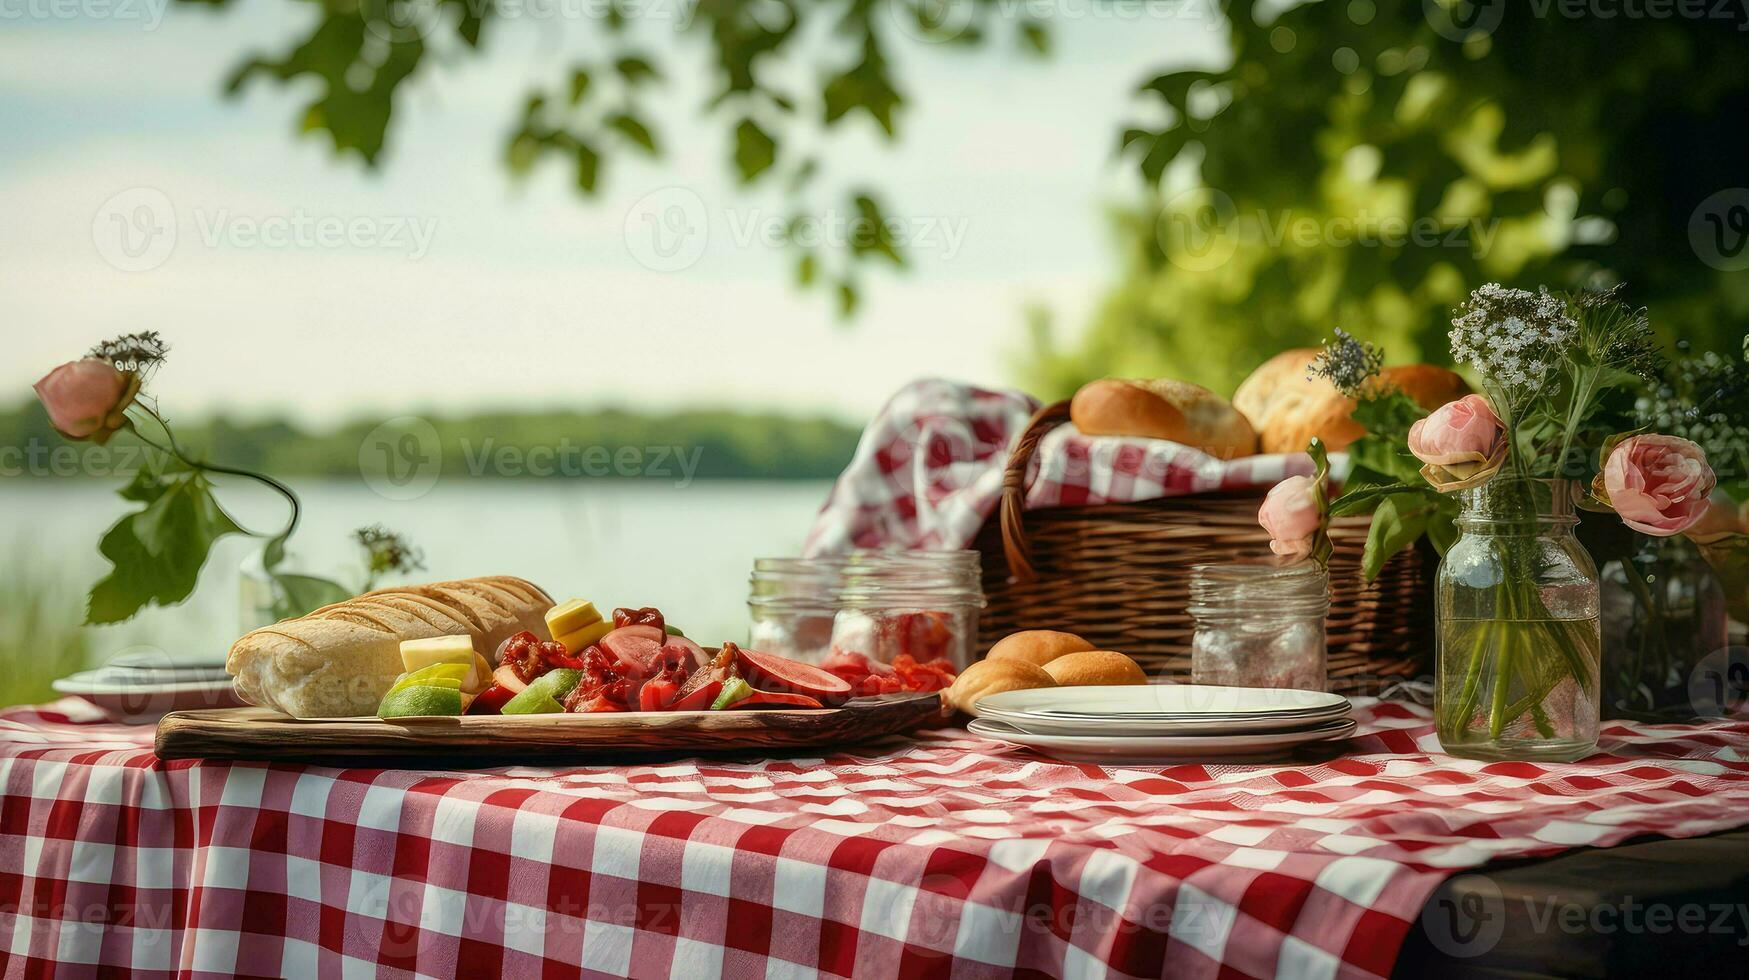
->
<box><xmin>986</xmin><ymin>630</ymin><xmax>1094</xmax><ymax>669</ymax></box>
<box><xmin>1042</xmin><ymin>650</ymin><xmax>1147</xmax><ymax>687</ymax></box>
<box><xmin>943</xmin><ymin>659</ymin><xmax>1055</xmax><ymax>717</ymax></box>
<box><xmin>1070</xmin><ymin>378</ymin><xmax>1258</xmax><ymax>458</ymax></box>
<box><xmin>227</xmin><ymin>576</ymin><xmax>554</xmax><ymax>718</ymax></box>
<box><xmin>1233</xmin><ymin>350</ymin><xmax>1470</xmax><ymax>454</ymax></box>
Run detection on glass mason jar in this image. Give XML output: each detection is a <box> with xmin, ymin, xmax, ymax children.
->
<box><xmin>1436</xmin><ymin>478</ymin><xmax>1601</xmax><ymax>762</ymax></box>
<box><xmin>1600</xmin><ymin>535</ymin><xmax>1730</xmax><ymax>719</ymax></box>
<box><xmin>748</xmin><ymin>551</ymin><xmax>983</xmax><ymax>668</ymax></box>
<box><xmin>1189</xmin><ymin>564</ymin><xmax>1330</xmax><ymax>691</ymax></box>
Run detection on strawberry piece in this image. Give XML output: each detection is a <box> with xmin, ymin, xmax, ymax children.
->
<box><xmin>612</xmin><ymin>606</ymin><xmax>666</xmax><ymax>633</ymax></box>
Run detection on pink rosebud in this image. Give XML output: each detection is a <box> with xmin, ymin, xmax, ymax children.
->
<box><xmin>1407</xmin><ymin>394</ymin><xmax>1508</xmax><ymax>492</ymax></box>
<box><xmin>1604</xmin><ymin>435</ymin><xmax>1717</xmax><ymax>537</ymax></box>
<box><xmin>33</xmin><ymin>358</ymin><xmax>138</xmax><ymax>444</ymax></box>
<box><xmin>1259</xmin><ymin>474</ymin><xmax>1320</xmax><ymax>560</ymax></box>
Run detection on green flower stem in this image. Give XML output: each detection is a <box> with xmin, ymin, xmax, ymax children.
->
<box><xmin>127</xmin><ymin>407</ymin><xmax>302</xmax><ymax>547</ymax></box>
<box><xmin>1617</xmin><ymin>557</ymin><xmax>1665</xmax><ymax>708</ymax></box>
<box><xmin>1451</xmin><ymin>621</ymin><xmax>1492</xmax><ymax>731</ymax></box>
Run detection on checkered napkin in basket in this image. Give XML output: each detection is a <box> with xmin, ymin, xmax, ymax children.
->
<box><xmin>803</xmin><ymin>378</ymin><xmax>1321</xmax><ymax>556</ymax></box>
<box><xmin>8</xmin><ymin>698</ymin><xmax>1749</xmax><ymax>979</ymax></box>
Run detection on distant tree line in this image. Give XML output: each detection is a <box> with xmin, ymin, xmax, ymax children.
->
<box><xmin>0</xmin><ymin>400</ymin><xmax>863</xmax><ymax>481</ymax></box>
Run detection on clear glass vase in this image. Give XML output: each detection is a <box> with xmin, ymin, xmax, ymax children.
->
<box><xmin>1600</xmin><ymin>535</ymin><xmax>1730</xmax><ymax>720</ymax></box>
<box><xmin>1435</xmin><ymin>478</ymin><xmax>1601</xmax><ymax>762</ymax></box>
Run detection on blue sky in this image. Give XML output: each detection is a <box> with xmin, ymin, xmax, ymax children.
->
<box><xmin>2</xmin><ymin>5</ymin><xmax>1223</xmax><ymax>424</ymax></box>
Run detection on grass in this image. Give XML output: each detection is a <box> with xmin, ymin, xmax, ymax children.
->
<box><xmin>0</xmin><ymin>560</ymin><xmax>97</xmax><ymax>708</ymax></box>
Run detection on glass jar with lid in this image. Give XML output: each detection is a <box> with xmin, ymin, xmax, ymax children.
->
<box><xmin>1189</xmin><ymin>563</ymin><xmax>1330</xmax><ymax>691</ymax></box>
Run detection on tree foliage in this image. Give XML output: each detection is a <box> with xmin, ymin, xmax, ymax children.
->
<box><xmin>1028</xmin><ymin>1</ymin><xmax>1749</xmax><ymax>397</ymax></box>
<box><xmin>182</xmin><ymin>0</ymin><xmax>1047</xmax><ymax>313</ymax></box>
<box><xmin>180</xmin><ymin>1</ymin><xmax>1749</xmax><ymax>377</ymax></box>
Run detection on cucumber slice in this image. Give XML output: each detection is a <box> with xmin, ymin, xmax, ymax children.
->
<box><xmin>711</xmin><ymin>677</ymin><xmax>752</xmax><ymax>711</ymax></box>
<box><xmin>500</xmin><ymin>693</ymin><xmax>565</xmax><ymax>716</ymax></box>
<box><xmin>500</xmin><ymin>669</ymin><xmax>583</xmax><ymax>715</ymax></box>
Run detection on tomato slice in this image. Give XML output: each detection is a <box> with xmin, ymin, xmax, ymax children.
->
<box><xmin>467</xmin><ymin>684</ymin><xmax>518</xmax><ymax>715</ymax></box>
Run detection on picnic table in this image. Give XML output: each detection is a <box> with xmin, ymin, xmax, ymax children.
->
<box><xmin>4</xmin><ymin>698</ymin><xmax>1749</xmax><ymax>978</ymax></box>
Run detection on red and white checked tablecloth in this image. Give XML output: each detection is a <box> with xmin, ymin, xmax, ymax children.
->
<box><xmin>7</xmin><ymin>698</ymin><xmax>1749</xmax><ymax>979</ymax></box>
<box><xmin>803</xmin><ymin>379</ymin><xmax>1322</xmax><ymax>555</ymax></box>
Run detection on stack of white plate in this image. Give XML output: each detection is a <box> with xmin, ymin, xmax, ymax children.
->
<box><xmin>969</xmin><ymin>683</ymin><xmax>1355</xmax><ymax>763</ymax></box>
<box><xmin>52</xmin><ymin>650</ymin><xmax>241</xmax><ymax>723</ymax></box>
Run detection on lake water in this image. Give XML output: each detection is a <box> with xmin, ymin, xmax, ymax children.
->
<box><xmin>1</xmin><ymin>478</ymin><xmax>835</xmax><ymax>665</ymax></box>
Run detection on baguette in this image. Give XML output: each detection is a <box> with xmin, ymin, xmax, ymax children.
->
<box><xmin>1070</xmin><ymin>378</ymin><xmax>1258</xmax><ymax>458</ymax></box>
<box><xmin>227</xmin><ymin>575</ymin><xmax>555</xmax><ymax>718</ymax></box>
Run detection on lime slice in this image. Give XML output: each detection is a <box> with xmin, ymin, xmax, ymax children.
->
<box><xmin>387</xmin><ymin>663</ymin><xmax>471</xmax><ymax>696</ymax></box>
<box><xmin>377</xmin><ymin>684</ymin><xmax>464</xmax><ymax>718</ymax></box>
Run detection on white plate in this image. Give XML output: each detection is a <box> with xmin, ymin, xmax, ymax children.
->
<box><xmin>53</xmin><ymin>671</ymin><xmax>244</xmax><ymax>723</ymax></box>
<box><xmin>978</xmin><ymin>705</ymin><xmax>1352</xmax><ymax>737</ymax></box>
<box><xmin>968</xmin><ymin>716</ymin><xmax>1358</xmax><ymax>763</ymax></box>
<box><xmin>975</xmin><ymin>684</ymin><xmax>1350</xmax><ymax>736</ymax></box>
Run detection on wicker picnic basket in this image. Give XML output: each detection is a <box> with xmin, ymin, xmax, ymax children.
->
<box><xmin>970</xmin><ymin>401</ymin><xmax>1435</xmax><ymax>695</ymax></box>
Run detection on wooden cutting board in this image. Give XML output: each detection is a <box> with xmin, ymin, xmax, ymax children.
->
<box><xmin>155</xmin><ymin>693</ymin><xmax>945</xmax><ymax>763</ymax></box>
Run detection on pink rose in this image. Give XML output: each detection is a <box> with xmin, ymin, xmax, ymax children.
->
<box><xmin>1259</xmin><ymin>474</ymin><xmax>1320</xmax><ymax>560</ymax></box>
<box><xmin>1603</xmin><ymin>435</ymin><xmax>1717</xmax><ymax>537</ymax></box>
<box><xmin>33</xmin><ymin>358</ymin><xmax>138</xmax><ymax>444</ymax></box>
<box><xmin>1407</xmin><ymin>394</ymin><xmax>1507</xmax><ymax>492</ymax></box>
<box><xmin>1684</xmin><ymin>491</ymin><xmax>1747</xmax><ymax>545</ymax></box>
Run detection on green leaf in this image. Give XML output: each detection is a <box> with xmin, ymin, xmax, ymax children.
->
<box><xmin>1307</xmin><ymin>437</ymin><xmax>1333</xmax><ymax>569</ymax></box>
<box><xmin>1020</xmin><ymin>23</ymin><xmax>1049</xmax><ymax>56</ymax></box>
<box><xmin>1426</xmin><ymin>500</ymin><xmax>1461</xmax><ymax>555</ymax></box>
<box><xmin>270</xmin><ymin>573</ymin><xmax>353</xmax><ymax>621</ymax></box>
<box><xmin>1361</xmin><ymin>494</ymin><xmax>1435</xmax><ymax>582</ymax></box>
<box><xmin>575</xmin><ymin>140</ymin><xmax>600</xmax><ymax>192</ymax></box>
<box><xmin>850</xmin><ymin>194</ymin><xmax>903</xmax><ymax>266</ymax></box>
<box><xmin>615</xmin><ymin>56</ymin><xmax>658</xmax><ymax>85</ymax></box>
<box><xmin>569</xmin><ymin>69</ymin><xmax>591</xmax><ymax>105</ymax></box>
<box><xmin>86</xmin><ymin>464</ymin><xmax>247</xmax><ymax>624</ymax></box>
<box><xmin>505</xmin><ymin>132</ymin><xmax>540</xmax><ymax>175</ymax></box>
<box><xmin>1330</xmin><ymin>482</ymin><xmax>1405</xmax><ymax>516</ymax></box>
<box><xmin>1348</xmin><ymin>433</ymin><xmax>1425</xmax><ymax>485</ymax></box>
<box><xmin>1350</xmin><ymin>390</ymin><xmax>1428</xmax><ymax>442</ymax></box>
<box><xmin>795</xmin><ymin>252</ymin><xmax>817</xmax><ymax>286</ymax></box>
<box><xmin>823</xmin><ymin>37</ymin><xmax>902</xmax><ymax>137</ymax></box>
<box><xmin>608</xmin><ymin>113</ymin><xmax>656</xmax><ymax>154</ymax></box>
<box><xmin>733</xmin><ymin>118</ymin><xmax>777</xmax><ymax>182</ymax></box>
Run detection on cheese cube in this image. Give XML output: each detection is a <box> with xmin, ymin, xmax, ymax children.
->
<box><xmin>545</xmin><ymin>599</ymin><xmax>603</xmax><ymax>639</ymax></box>
<box><xmin>400</xmin><ymin>634</ymin><xmax>478</xmax><ymax>678</ymax></box>
<box><xmin>556</xmin><ymin>619</ymin><xmax>615</xmax><ymax>654</ymax></box>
